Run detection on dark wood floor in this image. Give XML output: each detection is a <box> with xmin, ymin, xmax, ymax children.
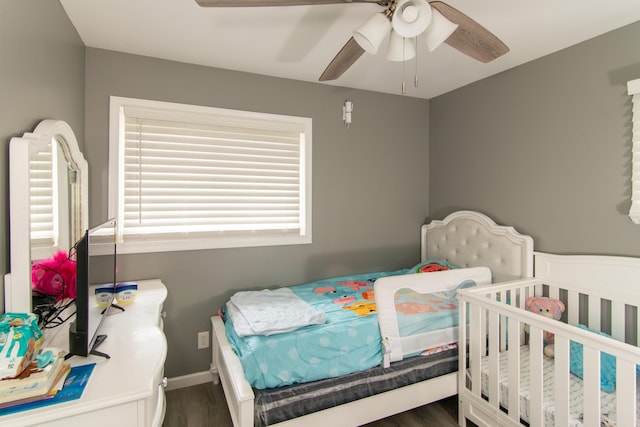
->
<box><xmin>163</xmin><ymin>382</ymin><xmax>462</xmax><ymax>427</ymax></box>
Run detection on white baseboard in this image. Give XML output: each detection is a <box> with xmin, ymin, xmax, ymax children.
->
<box><xmin>166</xmin><ymin>370</ymin><xmax>215</xmax><ymax>391</ymax></box>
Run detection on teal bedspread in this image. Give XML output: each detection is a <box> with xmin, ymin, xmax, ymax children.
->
<box><xmin>224</xmin><ymin>263</ymin><xmax>470</xmax><ymax>389</ymax></box>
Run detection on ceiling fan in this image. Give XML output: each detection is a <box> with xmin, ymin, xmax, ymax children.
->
<box><xmin>195</xmin><ymin>0</ymin><xmax>509</xmax><ymax>83</ymax></box>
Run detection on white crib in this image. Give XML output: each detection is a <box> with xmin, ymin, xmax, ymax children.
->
<box><xmin>458</xmin><ymin>252</ymin><xmax>640</xmax><ymax>427</ymax></box>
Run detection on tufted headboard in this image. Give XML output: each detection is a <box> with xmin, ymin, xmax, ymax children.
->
<box><xmin>421</xmin><ymin>211</ymin><xmax>534</xmax><ymax>282</ymax></box>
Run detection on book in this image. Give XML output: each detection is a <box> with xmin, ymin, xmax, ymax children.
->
<box><xmin>0</xmin><ymin>356</ymin><xmax>69</xmax><ymax>405</ymax></box>
<box><xmin>0</xmin><ymin>355</ymin><xmax>58</xmax><ymax>389</ymax></box>
<box><xmin>0</xmin><ymin>363</ymin><xmax>70</xmax><ymax>409</ymax></box>
<box><xmin>0</xmin><ymin>363</ymin><xmax>95</xmax><ymax>416</ymax></box>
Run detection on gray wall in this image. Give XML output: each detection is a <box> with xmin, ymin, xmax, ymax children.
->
<box><xmin>430</xmin><ymin>21</ymin><xmax>640</xmax><ymax>257</ymax></box>
<box><xmin>1</xmin><ymin>1</ymin><xmax>85</xmax><ymax>307</ymax></box>
<box><xmin>84</xmin><ymin>48</ymin><xmax>430</xmax><ymax>377</ymax></box>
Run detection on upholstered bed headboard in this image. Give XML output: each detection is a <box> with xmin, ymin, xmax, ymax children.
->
<box><xmin>421</xmin><ymin>211</ymin><xmax>534</xmax><ymax>282</ymax></box>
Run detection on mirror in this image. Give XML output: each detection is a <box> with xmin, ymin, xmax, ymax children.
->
<box><xmin>30</xmin><ymin>139</ymin><xmax>71</xmax><ymax>261</ymax></box>
<box><xmin>6</xmin><ymin>120</ymin><xmax>88</xmax><ymax>313</ymax></box>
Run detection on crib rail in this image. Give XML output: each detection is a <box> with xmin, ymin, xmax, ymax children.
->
<box><xmin>458</xmin><ymin>278</ymin><xmax>640</xmax><ymax>427</ymax></box>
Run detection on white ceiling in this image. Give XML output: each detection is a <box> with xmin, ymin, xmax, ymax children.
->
<box><xmin>60</xmin><ymin>0</ymin><xmax>640</xmax><ymax>99</ymax></box>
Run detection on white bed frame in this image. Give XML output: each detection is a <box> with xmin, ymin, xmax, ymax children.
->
<box><xmin>458</xmin><ymin>252</ymin><xmax>640</xmax><ymax>427</ymax></box>
<box><xmin>210</xmin><ymin>210</ymin><xmax>534</xmax><ymax>427</ymax></box>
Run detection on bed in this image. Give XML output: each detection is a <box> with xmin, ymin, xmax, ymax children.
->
<box><xmin>458</xmin><ymin>252</ymin><xmax>640</xmax><ymax>427</ymax></box>
<box><xmin>210</xmin><ymin>210</ymin><xmax>534</xmax><ymax>427</ymax></box>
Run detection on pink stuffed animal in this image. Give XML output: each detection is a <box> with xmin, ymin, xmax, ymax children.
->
<box><xmin>525</xmin><ymin>296</ymin><xmax>565</xmax><ymax>357</ymax></box>
<box><xmin>31</xmin><ymin>250</ymin><xmax>77</xmax><ymax>301</ymax></box>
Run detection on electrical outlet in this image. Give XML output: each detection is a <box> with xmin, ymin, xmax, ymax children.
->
<box><xmin>198</xmin><ymin>331</ymin><xmax>209</xmax><ymax>349</ymax></box>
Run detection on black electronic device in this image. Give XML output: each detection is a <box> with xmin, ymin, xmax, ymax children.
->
<box><xmin>67</xmin><ymin>218</ymin><xmax>117</xmax><ymax>359</ymax></box>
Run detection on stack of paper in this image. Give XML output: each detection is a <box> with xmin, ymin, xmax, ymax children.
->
<box><xmin>0</xmin><ymin>354</ymin><xmax>70</xmax><ymax>408</ymax></box>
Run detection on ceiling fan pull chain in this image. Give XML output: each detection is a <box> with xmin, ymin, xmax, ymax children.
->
<box><xmin>414</xmin><ymin>37</ymin><xmax>419</xmax><ymax>88</ymax></box>
<box><xmin>401</xmin><ymin>37</ymin><xmax>407</xmax><ymax>94</ymax></box>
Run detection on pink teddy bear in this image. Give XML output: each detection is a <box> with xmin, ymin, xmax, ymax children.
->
<box><xmin>31</xmin><ymin>250</ymin><xmax>77</xmax><ymax>301</ymax></box>
<box><xmin>525</xmin><ymin>296</ymin><xmax>565</xmax><ymax>357</ymax></box>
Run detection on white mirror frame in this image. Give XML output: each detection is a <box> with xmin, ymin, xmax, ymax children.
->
<box><xmin>5</xmin><ymin>120</ymin><xmax>88</xmax><ymax>313</ymax></box>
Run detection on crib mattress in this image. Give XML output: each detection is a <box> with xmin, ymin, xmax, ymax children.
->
<box><xmin>225</xmin><ymin>267</ymin><xmax>466</xmax><ymax>389</ymax></box>
<box><xmin>478</xmin><ymin>345</ymin><xmax>638</xmax><ymax>427</ymax></box>
<box><xmin>254</xmin><ymin>346</ymin><xmax>459</xmax><ymax>427</ymax></box>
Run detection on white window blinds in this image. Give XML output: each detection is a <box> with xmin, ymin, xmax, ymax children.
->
<box><xmin>110</xmin><ymin>97</ymin><xmax>312</xmax><ymax>253</ymax></box>
<box><xmin>628</xmin><ymin>78</ymin><xmax>640</xmax><ymax>224</ymax></box>
<box><xmin>30</xmin><ymin>143</ymin><xmax>57</xmax><ymax>248</ymax></box>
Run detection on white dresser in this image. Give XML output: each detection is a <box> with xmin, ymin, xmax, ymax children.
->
<box><xmin>0</xmin><ymin>279</ymin><xmax>168</xmax><ymax>427</ymax></box>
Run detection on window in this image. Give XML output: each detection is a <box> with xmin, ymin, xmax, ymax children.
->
<box><xmin>109</xmin><ymin>97</ymin><xmax>312</xmax><ymax>254</ymax></box>
<box><xmin>628</xmin><ymin>78</ymin><xmax>640</xmax><ymax>224</ymax></box>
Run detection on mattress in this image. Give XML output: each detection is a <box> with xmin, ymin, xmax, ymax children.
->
<box><xmin>224</xmin><ymin>263</ymin><xmax>468</xmax><ymax>389</ymax></box>
<box><xmin>253</xmin><ymin>345</ymin><xmax>459</xmax><ymax>427</ymax></box>
<box><xmin>478</xmin><ymin>345</ymin><xmax>639</xmax><ymax>427</ymax></box>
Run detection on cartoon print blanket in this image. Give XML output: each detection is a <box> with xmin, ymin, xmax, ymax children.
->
<box><xmin>223</xmin><ymin>260</ymin><xmax>471</xmax><ymax>389</ymax></box>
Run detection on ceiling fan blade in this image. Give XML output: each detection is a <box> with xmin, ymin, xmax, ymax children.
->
<box><xmin>429</xmin><ymin>1</ymin><xmax>509</xmax><ymax>63</ymax></box>
<box><xmin>196</xmin><ymin>0</ymin><xmax>380</xmax><ymax>6</ymax></box>
<box><xmin>319</xmin><ymin>37</ymin><xmax>365</xmax><ymax>81</ymax></box>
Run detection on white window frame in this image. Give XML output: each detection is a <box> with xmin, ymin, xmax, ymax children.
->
<box><xmin>628</xmin><ymin>78</ymin><xmax>640</xmax><ymax>224</ymax></box>
<box><xmin>108</xmin><ymin>96</ymin><xmax>312</xmax><ymax>254</ymax></box>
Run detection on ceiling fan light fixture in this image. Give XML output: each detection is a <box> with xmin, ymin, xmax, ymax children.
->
<box><xmin>353</xmin><ymin>12</ymin><xmax>391</xmax><ymax>54</ymax></box>
<box><xmin>386</xmin><ymin>30</ymin><xmax>416</xmax><ymax>62</ymax></box>
<box><xmin>422</xmin><ymin>8</ymin><xmax>459</xmax><ymax>52</ymax></box>
<box><xmin>391</xmin><ymin>0</ymin><xmax>431</xmax><ymax>38</ymax></box>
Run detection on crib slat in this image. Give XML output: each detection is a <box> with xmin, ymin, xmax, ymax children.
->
<box><xmin>518</xmin><ymin>288</ymin><xmax>527</xmax><ymax>344</ymax></box>
<box><xmin>481</xmin><ymin>307</ymin><xmax>488</xmax><ymax>358</ymax></box>
<box><xmin>637</xmin><ymin>310</ymin><xmax>640</xmax><ymax>347</ymax></box>
<box><xmin>488</xmin><ymin>310</ymin><xmax>500</xmax><ymax>407</ymax></box>
<box><xmin>568</xmin><ymin>290</ymin><xmax>579</xmax><ymax>326</ymax></box>
<box><xmin>517</xmin><ymin>287</ymin><xmax>525</xmax><ymax>310</ymax></box>
<box><xmin>500</xmin><ymin>291</ymin><xmax>508</xmax><ymax>352</ymax></box>
<box><xmin>507</xmin><ymin>317</ymin><xmax>521</xmax><ymax>423</ymax></box>
<box><xmin>554</xmin><ymin>335</ymin><xmax>570</xmax><ymax>427</ymax></box>
<box><xmin>583</xmin><ymin>346</ymin><xmax>601</xmax><ymax>427</ymax></box>
<box><xmin>588</xmin><ymin>296</ymin><xmax>601</xmax><ymax>331</ymax></box>
<box><xmin>617</xmin><ymin>359</ymin><xmax>637</xmax><ymax>427</ymax></box>
<box><xmin>529</xmin><ymin>326</ymin><xmax>544</xmax><ymax>427</ymax></box>
<box><xmin>522</xmin><ymin>287</ymin><xmax>531</xmax><ymax>308</ymax></box>
<box><xmin>458</xmin><ymin>296</ymin><xmax>469</xmax><ymax>427</ymax></box>
<box><xmin>637</xmin><ymin>309</ymin><xmax>640</xmax><ymax>347</ymax></box>
<box><xmin>611</xmin><ymin>300</ymin><xmax>625</xmax><ymax>342</ymax></box>
<box><xmin>469</xmin><ymin>304</ymin><xmax>482</xmax><ymax>396</ymax></box>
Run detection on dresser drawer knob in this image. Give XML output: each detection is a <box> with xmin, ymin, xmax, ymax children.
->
<box><xmin>161</xmin><ymin>377</ymin><xmax>168</xmax><ymax>388</ymax></box>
